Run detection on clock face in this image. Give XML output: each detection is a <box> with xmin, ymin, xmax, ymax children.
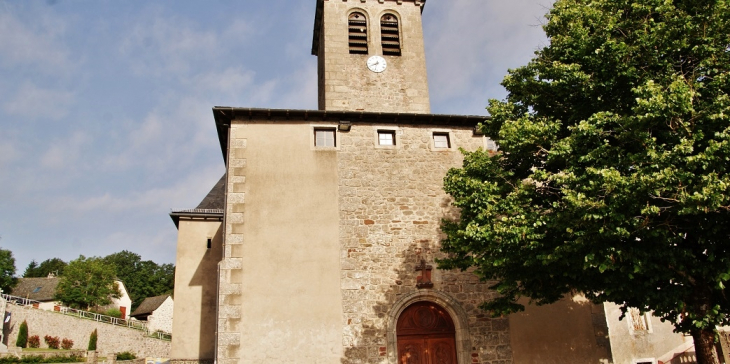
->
<box><xmin>367</xmin><ymin>55</ymin><xmax>387</xmax><ymax>73</ymax></box>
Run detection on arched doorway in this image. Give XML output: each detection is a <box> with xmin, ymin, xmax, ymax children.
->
<box><xmin>396</xmin><ymin>301</ymin><xmax>458</xmax><ymax>364</ymax></box>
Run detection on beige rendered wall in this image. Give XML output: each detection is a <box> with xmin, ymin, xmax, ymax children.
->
<box><xmin>170</xmin><ymin>220</ymin><xmax>222</xmax><ymax>360</ymax></box>
<box><xmin>604</xmin><ymin>303</ymin><xmax>692</xmax><ymax>364</ymax></box>
<box><xmin>509</xmin><ymin>295</ymin><xmax>612</xmax><ymax>364</ymax></box>
<box><xmin>318</xmin><ymin>0</ymin><xmax>430</xmax><ymax>113</ymax></box>
<box><xmin>218</xmin><ymin>122</ymin><xmax>343</xmax><ymax>363</ymax></box>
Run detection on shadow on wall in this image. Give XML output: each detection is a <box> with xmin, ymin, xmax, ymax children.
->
<box><xmin>186</xmin><ymin>224</ymin><xmax>223</xmax><ymax>360</ymax></box>
<box><xmin>340</xmin><ymin>240</ymin><xmax>435</xmax><ymax>364</ymax></box>
<box><xmin>338</xmin><ymin>233</ymin><xmax>511</xmax><ymax>364</ymax></box>
<box><xmin>508</xmin><ymin>295</ymin><xmax>613</xmax><ymax>364</ymax></box>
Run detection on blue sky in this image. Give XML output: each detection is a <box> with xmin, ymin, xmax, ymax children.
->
<box><xmin>0</xmin><ymin>0</ymin><xmax>551</xmax><ymax>274</ymax></box>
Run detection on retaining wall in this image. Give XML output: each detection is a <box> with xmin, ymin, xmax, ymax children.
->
<box><xmin>4</xmin><ymin>304</ymin><xmax>170</xmax><ymax>358</ymax></box>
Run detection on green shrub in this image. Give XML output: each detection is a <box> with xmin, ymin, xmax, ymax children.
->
<box><xmin>18</xmin><ymin>355</ymin><xmax>43</xmax><ymax>363</ymax></box>
<box><xmin>104</xmin><ymin>308</ymin><xmax>122</xmax><ymax>318</ymax></box>
<box><xmin>0</xmin><ymin>355</ymin><xmax>81</xmax><ymax>364</ymax></box>
<box><xmin>28</xmin><ymin>335</ymin><xmax>40</xmax><ymax>348</ymax></box>
<box><xmin>115</xmin><ymin>352</ymin><xmax>136</xmax><ymax>360</ymax></box>
<box><xmin>42</xmin><ymin>355</ymin><xmax>83</xmax><ymax>363</ymax></box>
<box><xmin>87</xmin><ymin>329</ymin><xmax>97</xmax><ymax>351</ymax></box>
<box><xmin>15</xmin><ymin>320</ymin><xmax>28</xmax><ymax>348</ymax></box>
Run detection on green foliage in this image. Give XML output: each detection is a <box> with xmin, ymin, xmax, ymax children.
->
<box><xmin>0</xmin><ymin>248</ymin><xmax>17</xmax><ymax>293</ymax></box>
<box><xmin>43</xmin><ymin>336</ymin><xmax>59</xmax><ymax>350</ymax></box>
<box><xmin>440</xmin><ymin>0</ymin><xmax>730</xmax><ymax>362</ymax></box>
<box><xmin>23</xmin><ymin>258</ymin><xmax>67</xmax><ymax>278</ymax></box>
<box><xmin>0</xmin><ymin>355</ymin><xmax>84</xmax><ymax>363</ymax></box>
<box><xmin>16</xmin><ymin>320</ymin><xmax>28</xmax><ymax>348</ymax></box>
<box><xmin>27</xmin><ymin>336</ymin><xmax>39</xmax><ymax>349</ymax></box>
<box><xmin>103</xmin><ymin>308</ymin><xmax>122</xmax><ymax>318</ymax></box>
<box><xmin>102</xmin><ymin>250</ymin><xmax>175</xmax><ymax>311</ymax></box>
<box><xmin>54</xmin><ymin>256</ymin><xmax>120</xmax><ymax>310</ymax></box>
<box><xmin>87</xmin><ymin>329</ymin><xmax>97</xmax><ymax>351</ymax></box>
<box><xmin>115</xmin><ymin>352</ymin><xmax>136</xmax><ymax>360</ymax></box>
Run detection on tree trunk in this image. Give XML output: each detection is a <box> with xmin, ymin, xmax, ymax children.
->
<box><xmin>692</xmin><ymin>328</ymin><xmax>718</xmax><ymax>364</ymax></box>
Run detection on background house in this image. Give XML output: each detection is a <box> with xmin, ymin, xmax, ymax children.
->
<box><xmin>9</xmin><ymin>276</ymin><xmax>59</xmax><ymax>310</ymax></box>
<box><xmin>11</xmin><ymin>276</ymin><xmax>133</xmax><ymax>319</ymax></box>
<box><xmin>131</xmin><ymin>295</ymin><xmax>174</xmax><ymax>333</ymax></box>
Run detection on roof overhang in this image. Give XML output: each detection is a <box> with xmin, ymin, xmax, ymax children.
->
<box><xmin>311</xmin><ymin>0</ymin><xmax>427</xmax><ymax>56</ymax></box>
<box><xmin>169</xmin><ymin>209</ymin><xmax>224</xmax><ymax>229</ymax></box>
<box><xmin>212</xmin><ymin>107</ymin><xmax>488</xmax><ymax>163</ymax></box>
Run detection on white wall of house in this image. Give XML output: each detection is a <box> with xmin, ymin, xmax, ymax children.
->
<box><xmin>99</xmin><ymin>280</ymin><xmax>132</xmax><ymax>319</ymax></box>
<box><xmin>147</xmin><ymin>296</ymin><xmax>174</xmax><ymax>333</ymax></box>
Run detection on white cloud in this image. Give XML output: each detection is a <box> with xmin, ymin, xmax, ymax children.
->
<box><xmin>55</xmin><ymin>163</ymin><xmax>224</xmax><ymax>214</ymax></box>
<box><xmin>40</xmin><ymin>131</ymin><xmax>91</xmax><ymax>169</ymax></box>
<box><xmin>3</xmin><ymin>82</ymin><xmax>75</xmax><ymax>120</ymax></box>
<box><xmin>97</xmin><ymin>229</ymin><xmax>177</xmax><ymax>264</ymax></box>
<box><xmin>119</xmin><ymin>13</ymin><xmax>222</xmax><ymax>77</ymax></box>
<box><xmin>0</xmin><ymin>140</ymin><xmax>18</xmax><ymax>168</ymax></box>
<box><xmin>425</xmin><ymin>0</ymin><xmax>552</xmax><ymax>111</ymax></box>
<box><xmin>273</xmin><ymin>62</ymin><xmax>318</xmax><ymax>109</ymax></box>
<box><xmin>0</xmin><ymin>7</ymin><xmax>73</xmax><ymax>73</ymax></box>
<box><xmin>191</xmin><ymin>67</ymin><xmax>256</xmax><ymax>95</ymax></box>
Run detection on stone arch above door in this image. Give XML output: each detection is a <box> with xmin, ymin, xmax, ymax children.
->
<box><xmin>386</xmin><ymin>291</ymin><xmax>472</xmax><ymax>364</ymax></box>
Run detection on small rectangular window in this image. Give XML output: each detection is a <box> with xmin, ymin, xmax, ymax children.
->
<box><xmin>378</xmin><ymin>130</ymin><xmax>396</xmax><ymax>146</ymax></box>
<box><xmin>315</xmin><ymin>128</ymin><xmax>336</xmax><ymax>147</ymax></box>
<box><xmin>207</xmin><ymin>238</ymin><xmax>212</xmax><ymax>249</ymax></box>
<box><xmin>433</xmin><ymin>133</ymin><xmax>450</xmax><ymax>149</ymax></box>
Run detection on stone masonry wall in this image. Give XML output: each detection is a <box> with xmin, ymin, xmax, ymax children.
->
<box><xmin>337</xmin><ymin>124</ymin><xmax>511</xmax><ymax>364</ymax></box>
<box><xmin>217</xmin><ymin>126</ymin><xmax>246</xmax><ymax>364</ymax></box>
<box><xmin>5</xmin><ymin>304</ymin><xmax>170</xmax><ymax>358</ymax></box>
<box><xmin>319</xmin><ymin>0</ymin><xmax>431</xmax><ymax>113</ymax></box>
<box><xmin>148</xmin><ymin>298</ymin><xmax>174</xmax><ymax>334</ymax></box>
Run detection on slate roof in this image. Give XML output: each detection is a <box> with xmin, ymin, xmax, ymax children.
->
<box><xmin>169</xmin><ymin>174</ymin><xmax>225</xmax><ymax>227</ymax></box>
<box><xmin>131</xmin><ymin>294</ymin><xmax>171</xmax><ymax>317</ymax></box>
<box><xmin>11</xmin><ymin>277</ymin><xmax>60</xmax><ymax>302</ymax></box>
<box><xmin>195</xmin><ymin>174</ymin><xmax>226</xmax><ymax>210</ymax></box>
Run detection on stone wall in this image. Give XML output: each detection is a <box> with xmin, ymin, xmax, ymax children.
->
<box><xmin>148</xmin><ymin>297</ymin><xmax>173</xmax><ymax>334</ymax></box>
<box><xmin>337</xmin><ymin>123</ymin><xmax>510</xmax><ymax>364</ymax></box>
<box><xmin>4</xmin><ymin>304</ymin><xmax>170</xmax><ymax>358</ymax></box>
<box><xmin>317</xmin><ymin>0</ymin><xmax>431</xmax><ymax>113</ymax></box>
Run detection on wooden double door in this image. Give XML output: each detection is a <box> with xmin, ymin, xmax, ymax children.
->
<box><xmin>396</xmin><ymin>302</ymin><xmax>458</xmax><ymax>364</ymax></box>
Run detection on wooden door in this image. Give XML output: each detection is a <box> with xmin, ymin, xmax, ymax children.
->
<box><xmin>397</xmin><ymin>302</ymin><xmax>457</xmax><ymax>364</ymax></box>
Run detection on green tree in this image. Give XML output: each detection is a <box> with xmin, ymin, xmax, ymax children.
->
<box><xmin>0</xmin><ymin>248</ymin><xmax>17</xmax><ymax>293</ymax></box>
<box><xmin>23</xmin><ymin>258</ymin><xmax>67</xmax><ymax>278</ymax></box>
<box><xmin>439</xmin><ymin>1</ymin><xmax>730</xmax><ymax>363</ymax></box>
<box><xmin>54</xmin><ymin>256</ymin><xmax>120</xmax><ymax>310</ymax></box>
<box><xmin>103</xmin><ymin>251</ymin><xmax>174</xmax><ymax>310</ymax></box>
<box><xmin>15</xmin><ymin>320</ymin><xmax>28</xmax><ymax>348</ymax></box>
<box><xmin>87</xmin><ymin>329</ymin><xmax>97</xmax><ymax>351</ymax></box>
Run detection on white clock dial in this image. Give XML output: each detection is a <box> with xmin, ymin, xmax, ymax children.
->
<box><xmin>367</xmin><ymin>55</ymin><xmax>387</xmax><ymax>73</ymax></box>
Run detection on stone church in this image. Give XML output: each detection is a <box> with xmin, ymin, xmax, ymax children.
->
<box><xmin>167</xmin><ymin>1</ymin><xmax>694</xmax><ymax>363</ymax></box>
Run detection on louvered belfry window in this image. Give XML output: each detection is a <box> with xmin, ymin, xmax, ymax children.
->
<box><xmin>348</xmin><ymin>12</ymin><xmax>368</xmax><ymax>54</ymax></box>
<box><xmin>381</xmin><ymin>14</ymin><xmax>401</xmax><ymax>56</ymax></box>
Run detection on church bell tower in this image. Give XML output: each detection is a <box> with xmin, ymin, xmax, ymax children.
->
<box><xmin>312</xmin><ymin>0</ymin><xmax>431</xmax><ymax>113</ymax></box>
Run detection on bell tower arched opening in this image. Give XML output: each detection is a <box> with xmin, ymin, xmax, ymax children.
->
<box><xmin>396</xmin><ymin>301</ymin><xmax>458</xmax><ymax>364</ymax></box>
